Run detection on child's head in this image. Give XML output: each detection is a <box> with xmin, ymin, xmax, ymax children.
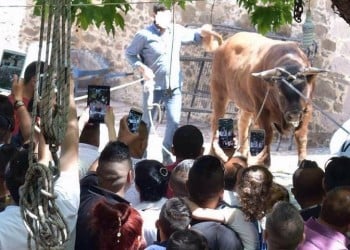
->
<box><xmin>266</xmin><ymin>182</ymin><xmax>290</xmax><ymax>212</ymax></box>
<box><xmin>167</xmin><ymin>229</ymin><xmax>208</xmax><ymax>250</ymax></box>
<box><xmin>135</xmin><ymin>159</ymin><xmax>169</xmax><ymax>202</ymax></box>
<box><xmin>169</xmin><ymin>159</ymin><xmax>194</xmax><ymax>197</ymax></box>
<box><xmin>238</xmin><ymin>165</ymin><xmax>273</xmax><ymax>221</ymax></box>
<box><xmin>187</xmin><ymin>155</ymin><xmax>224</xmax><ymax>207</ymax></box>
<box><xmin>157</xmin><ymin>197</ymin><xmax>191</xmax><ymax>240</ymax></box>
<box><xmin>172</xmin><ymin>125</ymin><xmax>204</xmax><ymax>160</ymax></box>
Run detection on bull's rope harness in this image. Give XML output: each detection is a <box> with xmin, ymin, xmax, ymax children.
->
<box><xmin>20</xmin><ymin>0</ymin><xmax>71</xmax><ymax>249</ymax></box>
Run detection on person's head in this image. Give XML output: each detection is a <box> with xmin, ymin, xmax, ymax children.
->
<box><xmin>4</xmin><ymin>148</ymin><xmax>31</xmax><ymax>204</ymax></box>
<box><xmin>319</xmin><ymin>186</ymin><xmax>350</xmax><ymax>234</ymax></box>
<box><xmin>292</xmin><ymin>159</ymin><xmax>325</xmax><ymax>208</ymax></box>
<box><xmin>156</xmin><ymin>197</ymin><xmax>191</xmax><ymax>241</ymax></box>
<box><xmin>223</xmin><ymin>155</ymin><xmax>248</xmax><ymax>191</ymax></box>
<box><xmin>135</xmin><ymin>159</ymin><xmax>169</xmax><ymax>202</ymax></box>
<box><xmin>169</xmin><ymin>159</ymin><xmax>194</xmax><ymax>197</ymax></box>
<box><xmin>152</xmin><ymin>4</ymin><xmax>172</xmax><ymax>29</ymax></box>
<box><xmin>79</xmin><ymin>122</ymin><xmax>100</xmax><ymax>147</ymax></box>
<box><xmin>23</xmin><ymin>61</ymin><xmax>45</xmax><ymax>95</ymax></box>
<box><xmin>128</xmin><ymin>120</ymin><xmax>148</xmax><ymax>159</ymax></box>
<box><xmin>97</xmin><ymin>141</ymin><xmax>133</xmax><ymax>195</ymax></box>
<box><xmin>172</xmin><ymin>125</ymin><xmax>204</xmax><ymax>161</ymax></box>
<box><xmin>167</xmin><ymin>229</ymin><xmax>208</xmax><ymax>250</ymax></box>
<box><xmin>323</xmin><ymin>156</ymin><xmax>350</xmax><ymax>192</ymax></box>
<box><xmin>238</xmin><ymin>165</ymin><xmax>273</xmax><ymax>221</ymax></box>
<box><xmin>0</xmin><ymin>96</ymin><xmax>14</xmax><ymax>143</ymax></box>
<box><xmin>91</xmin><ymin>198</ymin><xmax>144</xmax><ymax>250</ymax></box>
<box><xmin>187</xmin><ymin>155</ymin><xmax>224</xmax><ymax>208</ymax></box>
<box><xmin>266</xmin><ymin>182</ymin><xmax>290</xmax><ymax>213</ymax></box>
<box><xmin>264</xmin><ymin>201</ymin><xmax>304</xmax><ymax>250</ymax></box>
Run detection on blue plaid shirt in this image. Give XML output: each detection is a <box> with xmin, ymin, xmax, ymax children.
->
<box><xmin>125</xmin><ymin>23</ymin><xmax>202</xmax><ymax>90</ymax></box>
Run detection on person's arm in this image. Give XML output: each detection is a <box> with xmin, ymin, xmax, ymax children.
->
<box><xmin>104</xmin><ymin>106</ymin><xmax>117</xmax><ymax>141</ymax></box>
<box><xmin>184</xmin><ymin>198</ymin><xmax>225</xmax><ymax>223</ymax></box>
<box><xmin>78</xmin><ymin>107</ymin><xmax>90</xmax><ymax>137</ymax></box>
<box><xmin>125</xmin><ymin>31</ymin><xmax>154</xmax><ymax>81</ymax></box>
<box><xmin>11</xmin><ymin>75</ymin><xmax>32</xmax><ymax>144</ymax></box>
<box><xmin>59</xmin><ymin>76</ymin><xmax>79</xmax><ymax>172</ymax></box>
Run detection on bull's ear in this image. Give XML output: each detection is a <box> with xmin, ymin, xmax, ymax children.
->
<box><xmin>252</xmin><ymin>68</ymin><xmax>282</xmax><ymax>82</ymax></box>
<box><xmin>301</xmin><ymin>67</ymin><xmax>328</xmax><ymax>76</ymax></box>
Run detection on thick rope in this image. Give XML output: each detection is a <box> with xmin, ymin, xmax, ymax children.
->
<box><xmin>20</xmin><ymin>0</ymin><xmax>71</xmax><ymax>249</ymax></box>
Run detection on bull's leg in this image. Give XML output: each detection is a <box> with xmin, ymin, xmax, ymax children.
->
<box><xmin>237</xmin><ymin>110</ymin><xmax>253</xmax><ymax>157</ymax></box>
<box><xmin>253</xmin><ymin>118</ymin><xmax>273</xmax><ymax>166</ymax></box>
<box><xmin>294</xmin><ymin>106</ymin><xmax>312</xmax><ymax>163</ymax></box>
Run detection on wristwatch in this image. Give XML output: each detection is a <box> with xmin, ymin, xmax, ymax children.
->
<box><xmin>14</xmin><ymin>100</ymin><xmax>25</xmax><ymax>110</ymax></box>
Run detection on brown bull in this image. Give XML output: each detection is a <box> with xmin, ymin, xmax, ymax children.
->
<box><xmin>206</xmin><ymin>31</ymin><xmax>323</xmax><ymax>166</ymax></box>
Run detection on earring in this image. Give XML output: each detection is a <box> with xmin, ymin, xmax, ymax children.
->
<box><xmin>116</xmin><ymin>216</ymin><xmax>122</xmax><ymax>243</ymax></box>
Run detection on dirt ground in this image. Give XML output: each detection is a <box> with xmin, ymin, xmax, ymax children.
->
<box><xmin>77</xmin><ymin>99</ymin><xmax>333</xmax><ymax>208</ymax></box>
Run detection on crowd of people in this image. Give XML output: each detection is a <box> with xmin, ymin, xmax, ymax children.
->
<box><xmin>1</xmin><ymin>3</ymin><xmax>350</xmax><ymax>250</ymax></box>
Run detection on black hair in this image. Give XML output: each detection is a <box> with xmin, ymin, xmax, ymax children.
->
<box><xmin>24</xmin><ymin>61</ymin><xmax>44</xmax><ymax>85</ymax></box>
<box><xmin>4</xmin><ymin>148</ymin><xmax>32</xmax><ymax>205</ymax></box>
<box><xmin>187</xmin><ymin>155</ymin><xmax>224</xmax><ymax>205</ymax></box>
<box><xmin>158</xmin><ymin>197</ymin><xmax>191</xmax><ymax>239</ymax></box>
<box><xmin>167</xmin><ymin>229</ymin><xmax>208</xmax><ymax>250</ymax></box>
<box><xmin>98</xmin><ymin>141</ymin><xmax>131</xmax><ymax>167</ymax></box>
<box><xmin>153</xmin><ymin>3</ymin><xmax>169</xmax><ymax>14</ymax></box>
<box><xmin>324</xmin><ymin>156</ymin><xmax>350</xmax><ymax>192</ymax></box>
<box><xmin>172</xmin><ymin>125</ymin><xmax>203</xmax><ymax>160</ymax></box>
<box><xmin>135</xmin><ymin>159</ymin><xmax>169</xmax><ymax>202</ymax></box>
<box><xmin>0</xmin><ymin>95</ymin><xmax>14</xmax><ymax>133</ymax></box>
<box><xmin>0</xmin><ymin>143</ymin><xmax>17</xmax><ymax>178</ymax></box>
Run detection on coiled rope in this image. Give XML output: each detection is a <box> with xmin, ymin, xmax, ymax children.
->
<box><xmin>20</xmin><ymin>0</ymin><xmax>71</xmax><ymax>249</ymax></box>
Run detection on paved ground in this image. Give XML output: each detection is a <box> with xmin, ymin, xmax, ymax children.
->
<box><xmin>77</xmin><ymin>99</ymin><xmax>333</xmax><ymax>207</ymax></box>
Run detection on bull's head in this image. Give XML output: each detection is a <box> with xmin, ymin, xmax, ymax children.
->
<box><xmin>252</xmin><ymin>66</ymin><xmax>327</xmax><ymax>127</ymax></box>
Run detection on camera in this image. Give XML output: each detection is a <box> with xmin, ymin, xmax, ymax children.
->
<box><xmin>87</xmin><ymin>85</ymin><xmax>110</xmax><ymax>123</ymax></box>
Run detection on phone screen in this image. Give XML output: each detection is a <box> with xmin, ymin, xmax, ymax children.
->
<box><xmin>87</xmin><ymin>85</ymin><xmax>110</xmax><ymax>123</ymax></box>
<box><xmin>250</xmin><ymin>129</ymin><xmax>265</xmax><ymax>156</ymax></box>
<box><xmin>127</xmin><ymin>108</ymin><xmax>143</xmax><ymax>133</ymax></box>
<box><xmin>218</xmin><ymin>118</ymin><xmax>234</xmax><ymax>149</ymax></box>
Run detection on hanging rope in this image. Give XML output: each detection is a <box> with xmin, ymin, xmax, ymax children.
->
<box><xmin>20</xmin><ymin>0</ymin><xmax>71</xmax><ymax>249</ymax></box>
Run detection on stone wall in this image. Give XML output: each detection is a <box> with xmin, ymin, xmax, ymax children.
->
<box><xmin>1</xmin><ymin>0</ymin><xmax>350</xmax><ymax>146</ymax></box>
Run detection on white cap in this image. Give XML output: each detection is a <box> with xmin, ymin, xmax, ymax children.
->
<box><xmin>329</xmin><ymin>119</ymin><xmax>350</xmax><ymax>157</ymax></box>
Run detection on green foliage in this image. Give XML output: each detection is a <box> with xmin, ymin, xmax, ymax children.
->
<box><xmin>32</xmin><ymin>0</ymin><xmax>295</xmax><ymax>35</ymax></box>
<box><xmin>237</xmin><ymin>0</ymin><xmax>294</xmax><ymax>34</ymax></box>
<box><xmin>33</xmin><ymin>0</ymin><xmax>131</xmax><ymax>36</ymax></box>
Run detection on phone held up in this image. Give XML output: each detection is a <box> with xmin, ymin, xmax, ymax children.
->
<box><xmin>249</xmin><ymin>129</ymin><xmax>266</xmax><ymax>156</ymax></box>
<box><xmin>127</xmin><ymin>107</ymin><xmax>143</xmax><ymax>133</ymax></box>
<box><xmin>87</xmin><ymin>85</ymin><xmax>110</xmax><ymax>124</ymax></box>
<box><xmin>218</xmin><ymin>118</ymin><xmax>234</xmax><ymax>149</ymax></box>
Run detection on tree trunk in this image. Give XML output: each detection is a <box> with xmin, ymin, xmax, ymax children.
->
<box><xmin>331</xmin><ymin>0</ymin><xmax>350</xmax><ymax>26</ymax></box>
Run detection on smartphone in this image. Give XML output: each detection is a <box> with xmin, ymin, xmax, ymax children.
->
<box><xmin>218</xmin><ymin>118</ymin><xmax>234</xmax><ymax>149</ymax></box>
<box><xmin>250</xmin><ymin>129</ymin><xmax>266</xmax><ymax>156</ymax></box>
<box><xmin>127</xmin><ymin>107</ymin><xmax>143</xmax><ymax>133</ymax></box>
<box><xmin>87</xmin><ymin>85</ymin><xmax>110</xmax><ymax>123</ymax></box>
<box><xmin>0</xmin><ymin>50</ymin><xmax>26</xmax><ymax>95</ymax></box>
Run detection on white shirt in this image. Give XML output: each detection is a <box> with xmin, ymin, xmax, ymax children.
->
<box><xmin>135</xmin><ymin>197</ymin><xmax>168</xmax><ymax>246</ymax></box>
<box><xmin>0</xmin><ymin>169</ymin><xmax>80</xmax><ymax>250</ymax></box>
<box><xmin>78</xmin><ymin>143</ymin><xmax>99</xmax><ymax>179</ymax></box>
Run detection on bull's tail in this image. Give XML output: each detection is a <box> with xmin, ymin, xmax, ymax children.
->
<box><xmin>201</xmin><ymin>24</ymin><xmax>223</xmax><ymax>52</ymax></box>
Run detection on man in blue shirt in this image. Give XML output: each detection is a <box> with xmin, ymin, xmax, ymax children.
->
<box><xmin>125</xmin><ymin>3</ymin><xmax>209</xmax><ymax>164</ymax></box>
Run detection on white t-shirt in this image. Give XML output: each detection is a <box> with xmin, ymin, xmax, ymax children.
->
<box><xmin>78</xmin><ymin>143</ymin><xmax>99</xmax><ymax>179</ymax></box>
<box><xmin>135</xmin><ymin>197</ymin><xmax>168</xmax><ymax>246</ymax></box>
<box><xmin>0</xmin><ymin>169</ymin><xmax>80</xmax><ymax>250</ymax></box>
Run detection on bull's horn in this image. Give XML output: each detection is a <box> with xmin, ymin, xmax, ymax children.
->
<box><xmin>252</xmin><ymin>68</ymin><xmax>281</xmax><ymax>80</ymax></box>
<box><xmin>301</xmin><ymin>67</ymin><xmax>328</xmax><ymax>75</ymax></box>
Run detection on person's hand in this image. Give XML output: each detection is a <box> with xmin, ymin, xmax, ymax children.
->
<box><xmin>137</xmin><ymin>64</ymin><xmax>154</xmax><ymax>81</ymax></box>
<box><xmin>79</xmin><ymin>107</ymin><xmax>90</xmax><ymax>125</ymax></box>
<box><xmin>212</xmin><ymin>130</ymin><xmax>236</xmax><ymax>163</ymax></box>
<box><xmin>11</xmin><ymin>74</ymin><xmax>24</xmax><ymax>101</ymax></box>
<box><xmin>104</xmin><ymin>106</ymin><xmax>115</xmax><ymax>128</ymax></box>
<box><xmin>117</xmin><ymin>115</ymin><xmax>140</xmax><ymax>146</ymax></box>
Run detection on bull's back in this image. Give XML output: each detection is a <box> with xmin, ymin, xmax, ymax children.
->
<box><xmin>211</xmin><ymin>32</ymin><xmax>307</xmax><ymax>111</ymax></box>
